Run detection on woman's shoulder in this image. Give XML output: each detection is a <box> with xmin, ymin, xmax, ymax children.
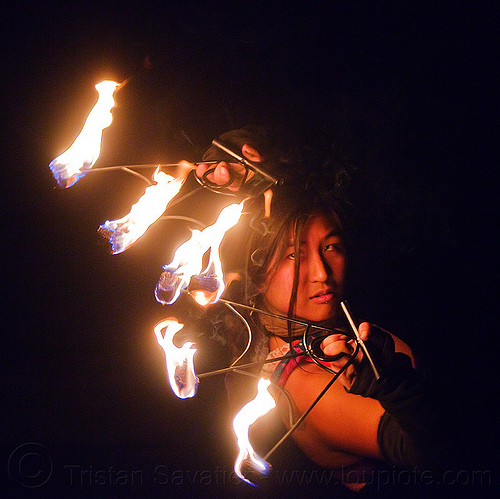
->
<box><xmin>383</xmin><ymin>328</ymin><xmax>417</xmax><ymax>368</ymax></box>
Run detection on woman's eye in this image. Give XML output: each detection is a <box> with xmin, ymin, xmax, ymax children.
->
<box><xmin>286</xmin><ymin>250</ymin><xmax>305</xmax><ymax>260</ymax></box>
<box><xmin>324</xmin><ymin>243</ymin><xmax>343</xmax><ymax>254</ymax></box>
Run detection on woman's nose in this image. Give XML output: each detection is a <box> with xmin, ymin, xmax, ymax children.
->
<box><xmin>309</xmin><ymin>252</ymin><xmax>329</xmax><ymax>282</ymax></box>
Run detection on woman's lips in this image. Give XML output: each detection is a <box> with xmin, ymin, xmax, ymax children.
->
<box><xmin>310</xmin><ymin>292</ymin><xmax>334</xmax><ymax>304</ymax></box>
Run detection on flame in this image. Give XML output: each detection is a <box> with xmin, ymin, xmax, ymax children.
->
<box><xmin>49</xmin><ymin>80</ymin><xmax>120</xmax><ymax>188</ymax></box>
<box><xmin>232</xmin><ymin>378</ymin><xmax>276</xmax><ymax>485</ymax></box>
<box><xmin>155</xmin><ymin>200</ymin><xmax>245</xmax><ymax>305</ymax></box>
<box><xmin>263</xmin><ymin>189</ymin><xmax>273</xmax><ymax>218</ymax></box>
<box><xmin>99</xmin><ymin>165</ymin><xmax>191</xmax><ymax>254</ymax></box>
<box><xmin>154</xmin><ymin>318</ymin><xmax>199</xmax><ymax>399</ymax></box>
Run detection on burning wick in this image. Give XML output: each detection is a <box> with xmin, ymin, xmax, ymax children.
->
<box><xmin>233</xmin><ymin>378</ymin><xmax>276</xmax><ymax>486</ymax></box>
<box><xmin>49</xmin><ymin>80</ymin><xmax>121</xmax><ymax>188</ymax></box>
<box><xmin>154</xmin><ymin>318</ymin><xmax>199</xmax><ymax>399</ymax></box>
<box><xmin>188</xmin><ymin>275</ymin><xmax>220</xmax><ymax>306</ymax></box>
<box><xmin>263</xmin><ymin>189</ymin><xmax>273</xmax><ymax>218</ymax></box>
<box><xmin>98</xmin><ymin>165</ymin><xmax>192</xmax><ymax>254</ymax></box>
<box><xmin>155</xmin><ymin>200</ymin><xmax>246</xmax><ymax>306</ymax></box>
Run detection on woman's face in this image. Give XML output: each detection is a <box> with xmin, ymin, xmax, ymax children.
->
<box><xmin>262</xmin><ymin>214</ymin><xmax>346</xmax><ymax>322</ymax></box>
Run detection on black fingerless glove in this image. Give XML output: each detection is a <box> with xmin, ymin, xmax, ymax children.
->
<box><xmin>348</xmin><ymin>327</ymin><xmax>442</xmax><ymax>470</ymax></box>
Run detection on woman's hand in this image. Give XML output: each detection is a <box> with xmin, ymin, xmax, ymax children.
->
<box><xmin>195</xmin><ymin>144</ymin><xmax>263</xmax><ymax>191</ymax></box>
<box><xmin>321</xmin><ymin>322</ymin><xmax>371</xmax><ymax>390</ymax></box>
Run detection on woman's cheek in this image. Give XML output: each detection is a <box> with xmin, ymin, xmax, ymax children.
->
<box><xmin>277</xmin><ymin>266</ymin><xmax>296</xmax><ymax>296</ymax></box>
<box><xmin>264</xmin><ymin>267</ymin><xmax>294</xmax><ymax>311</ymax></box>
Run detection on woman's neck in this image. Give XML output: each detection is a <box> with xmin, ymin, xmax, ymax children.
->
<box><xmin>257</xmin><ymin>299</ymin><xmax>341</xmax><ymax>341</ymax></box>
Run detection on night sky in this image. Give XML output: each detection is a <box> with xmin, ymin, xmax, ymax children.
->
<box><xmin>1</xmin><ymin>2</ymin><xmax>496</xmax><ymax>497</ymax></box>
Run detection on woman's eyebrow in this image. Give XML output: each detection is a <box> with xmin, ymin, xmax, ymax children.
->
<box><xmin>287</xmin><ymin>231</ymin><xmax>342</xmax><ymax>246</ymax></box>
<box><xmin>325</xmin><ymin>230</ymin><xmax>342</xmax><ymax>239</ymax></box>
<box><xmin>287</xmin><ymin>240</ymin><xmax>306</xmax><ymax>247</ymax></box>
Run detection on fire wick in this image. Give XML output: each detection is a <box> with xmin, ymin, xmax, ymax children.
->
<box><xmin>263</xmin><ymin>189</ymin><xmax>273</xmax><ymax>218</ymax></box>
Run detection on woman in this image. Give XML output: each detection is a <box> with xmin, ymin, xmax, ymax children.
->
<box><xmin>196</xmin><ymin>128</ymin><xmax>443</xmax><ymax>493</ymax></box>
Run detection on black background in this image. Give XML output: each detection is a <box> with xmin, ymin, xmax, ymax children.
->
<box><xmin>1</xmin><ymin>2</ymin><xmax>496</xmax><ymax>497</ymax></box>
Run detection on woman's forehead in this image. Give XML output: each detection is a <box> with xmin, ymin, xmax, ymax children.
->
<box><xmin>287</xmin><ymin>214</ymin><xmax>342</xmax><ymax>243</ymax></box>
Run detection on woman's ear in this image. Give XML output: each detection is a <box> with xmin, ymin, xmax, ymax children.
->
<box><xmin>242</xmin><ymin>144</ymin><xmax>264</xmax><ymax>163</ymax></box>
